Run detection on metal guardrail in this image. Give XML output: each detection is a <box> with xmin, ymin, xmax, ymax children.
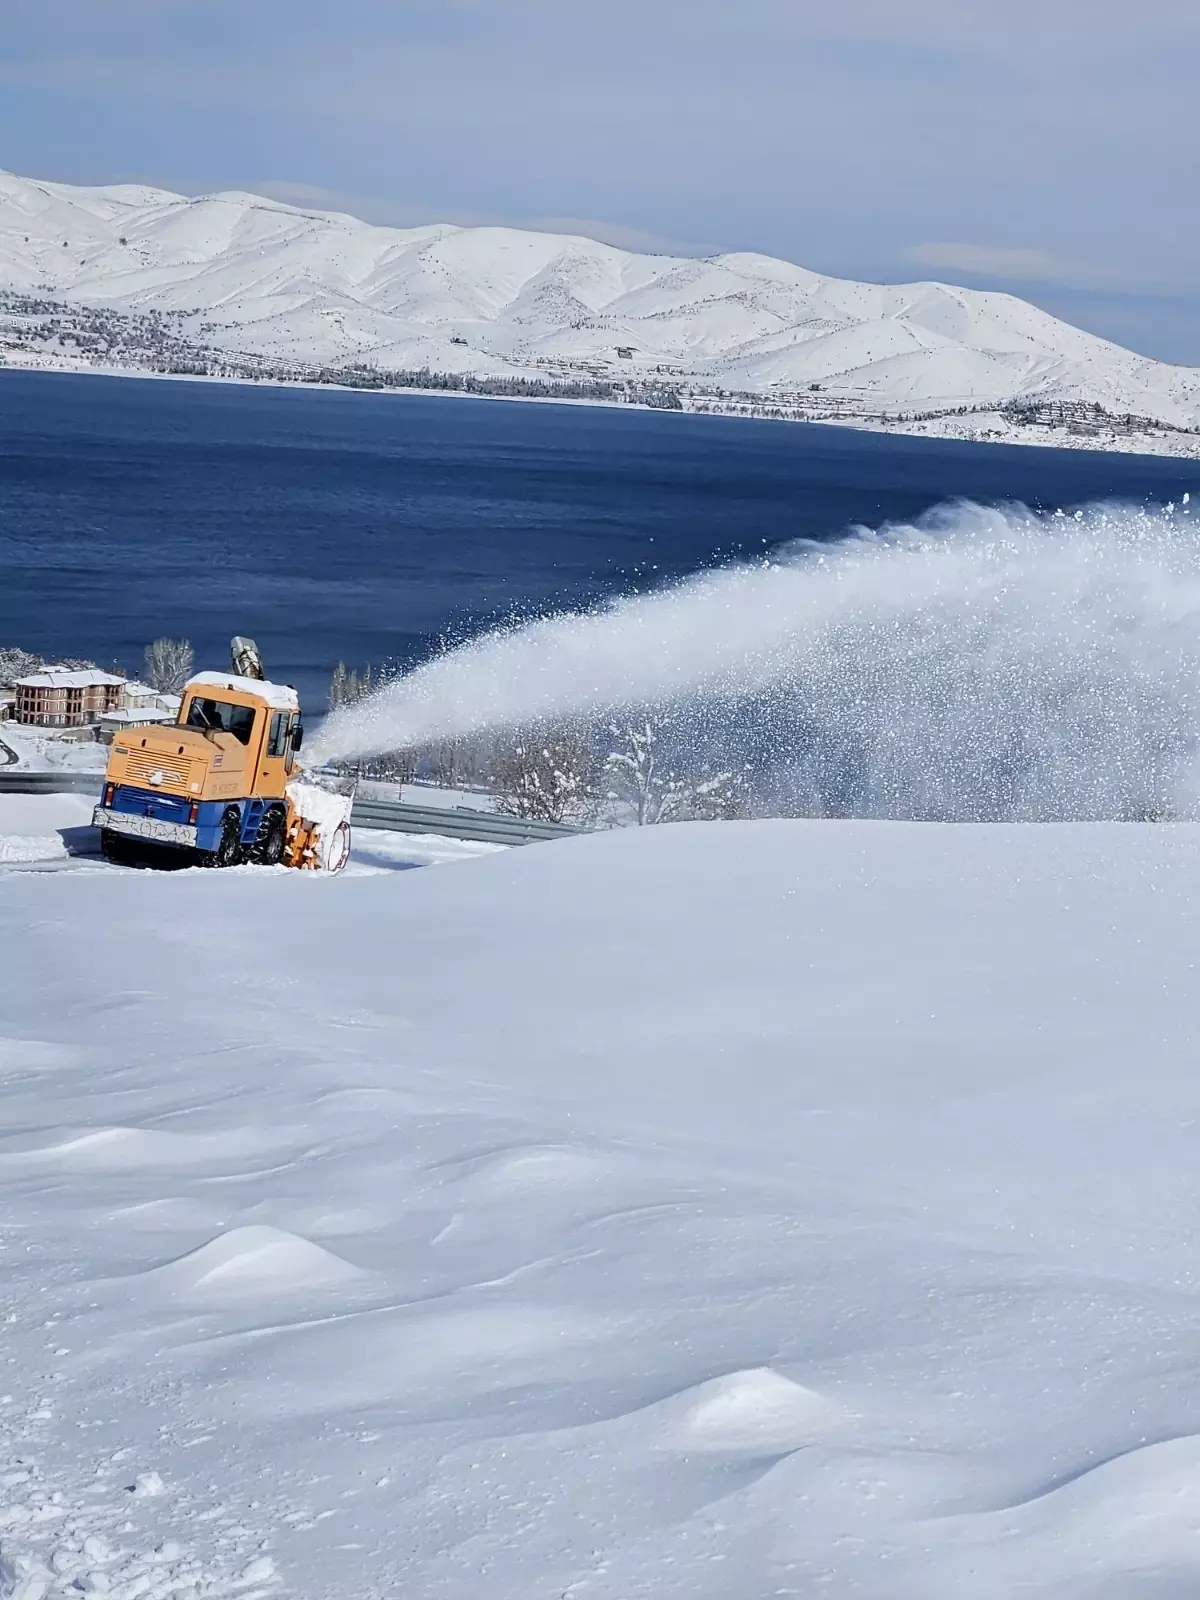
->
<box><xmin>351</xmin><ymin>799</ymin><xmax>578</xmax><ymax>846</ymax></box>
<box><xmin>0</xmin><ymin>771</ymin><xmax>580</xmax><ymax>847</ymax></box>
<box><xmin>0</xmin><ymin>770</ymin><xmax>101</xmax><ymax>794</ymax></box>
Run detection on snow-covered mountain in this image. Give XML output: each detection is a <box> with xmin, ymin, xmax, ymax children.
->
<box><xmin>3</xmin><ymin>166</ymin><xmax>1200</xmax><ymax>442</ymax></box>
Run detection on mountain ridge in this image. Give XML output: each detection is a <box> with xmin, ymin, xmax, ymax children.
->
<box><xmin>2</xmin><ymin>167</ymin><xmax>1199</xmax><ymax>453</ymax></box>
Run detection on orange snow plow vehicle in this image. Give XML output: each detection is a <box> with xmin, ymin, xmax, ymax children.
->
<box><xmin>93</xmin><ymin>638</ymin><xmax>354</xmax><ymax>871</ymax></box>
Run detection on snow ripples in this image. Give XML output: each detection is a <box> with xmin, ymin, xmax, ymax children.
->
<box><xmin>314</xmin><ymin>496</ymin><xmax>1200</xmax><ymax>820</ymax></box>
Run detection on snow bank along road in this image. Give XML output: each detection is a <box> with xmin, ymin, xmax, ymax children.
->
<box><xmin>3</xmin><ymin>818</ymin><xmax>1200</xmax><ymax>1598</ymax></box>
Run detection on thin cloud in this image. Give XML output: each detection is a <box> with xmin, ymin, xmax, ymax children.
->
<box><xmin>3</xmin><ymin>0</ymin><xmax>1199</xmax><ymax>359</ymax></box>
<box><xmin>907</xmin><ymin>243</ymin><xmax>1086</xmax><ymax>285</ymax></box>
<box><xmin>905</xmin><ymin>242</ymin><xmax>1177</xmax><ymax>295</ymax></box>
<box><xmin>251</xmin><ymin>181</ymin><xmax>711</xmax><ymax>256</ymax></box>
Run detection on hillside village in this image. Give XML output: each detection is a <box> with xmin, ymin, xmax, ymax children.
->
<box><xmin>0</xmin><ymin>646</ymin><xmax>182</xmax><ymax>771</ymax></box>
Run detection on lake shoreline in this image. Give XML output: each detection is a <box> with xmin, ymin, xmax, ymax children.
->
<box><xmin>4</xmin><ymin>352</ymin><xmax>1199</xmax><ymax>464</ymax></box>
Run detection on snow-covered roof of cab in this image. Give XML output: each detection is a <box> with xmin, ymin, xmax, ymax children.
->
<box><xmin>185</xmin><ymin>672</ymin><xmax>300</xmax><ymax>711</ymax></box>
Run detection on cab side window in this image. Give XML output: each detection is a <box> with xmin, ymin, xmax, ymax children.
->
<box><xmin>267</xmin><ymin>712</ymin><xmax>287</xmax><ymax>759</ymax></box>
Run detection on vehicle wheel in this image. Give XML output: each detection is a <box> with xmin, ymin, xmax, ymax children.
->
<box><xmin>251</xmin><ymin>807</ymin><xmax>286</xmax><ymax>865</ymax></box>
<box><xmin>100</xmin><ymin>830</ymin><xmax>134</xmax><ymax>866</ymax></box>
<box><xmin>206</xmin><ymin>809</ymin><xmax>243</xmax><ymax>868</ymax></box>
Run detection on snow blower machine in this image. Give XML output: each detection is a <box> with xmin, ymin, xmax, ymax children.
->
<box><xmin>93</xmin><ymin>638</ymin><xmax>355</xmax><ymax>871</ymax></box>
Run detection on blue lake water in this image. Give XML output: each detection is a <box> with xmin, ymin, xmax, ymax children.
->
<box><xmin>1</xmin><ymin>369</ymin><xmax>1197</xmax><ymax>705</ymax></box>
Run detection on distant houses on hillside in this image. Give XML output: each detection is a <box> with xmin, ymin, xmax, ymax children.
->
<box><xmin>1</xmin><ymin>667</ymin><xmax>180</xmax><ymax>741</ymax></box>
<box><xmin>11</xmin><ymin>668</ymin><xmax>124</xmax><ymax>727</ymax></box>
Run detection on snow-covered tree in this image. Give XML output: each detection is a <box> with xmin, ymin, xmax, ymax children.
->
<box><xmin>143</xmin><ymin>637</ymin><xmax>195</xmax><ymax>694</ymax></box>
<box><xmin>604</xmin><ymin>717</ymin><xmax>745</xmax><ymax>825</ymax></box>
<box><xmin>604</xmin><ymin>718</ymin><xmax>688</xmax><ymax>826</ymax></box>
<box><xmin>429</xmin><ymin>735</ymin><xmax>492</xmax><ymax>790</ymax></box>
<box><xmin>0</xmin><ymin>647</ymin><xmax>44</xmax><ymax>686</ymax></box>
<box><xmin>492</xmin><ymin>724</ymin><xmax>595</xmax><ymax>824</ymax></box>
<box><xmin>330</xmin><ymin>661</ymin><xmax>383</xmax><ymax>710</ymax></box>
<box><xmin>328</xmin><ymin>661</ymin><xmax>346</xmax><ymax>709</ymax></box>
<box><xmin>431</xmin><ymin>737</ymin><xmax>467</xmax><ymax>789</ymax></box>
<box><xmin>682</xmin><ymin>767</ymin><xmax>749</xmax><ymax>821</ymax></box>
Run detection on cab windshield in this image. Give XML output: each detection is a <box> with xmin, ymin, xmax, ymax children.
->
<box><xmin>183</xmin><ymin>696</ymin><xmax>256</xmax><ymax>746</ymax></box>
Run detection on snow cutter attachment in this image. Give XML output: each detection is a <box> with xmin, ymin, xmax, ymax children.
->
<box><xmin>284</xmin><ymin>771</ymin><xmax>356</xmax><ymax>872</ymax></box>
<box><xmin>230</xmin><ymin>636</ymin><xmax>267</xmax><ymax>681</ymax></box>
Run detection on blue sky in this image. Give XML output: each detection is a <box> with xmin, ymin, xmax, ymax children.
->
<box><xmin>4</xmin><ymin>0</ymin><xmax>1199</xmax><ymax>361</ymax></box>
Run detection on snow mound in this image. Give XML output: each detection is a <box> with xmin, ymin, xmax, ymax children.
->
<box><xmin>650</xmin><ymin>1368</ymin><xmax>838</xmax><ymax>1455</ymax></box>
<box><xmin>0</xmin><ymin>1125</ymin><xmax>282</xmax><ymax>1169</ymax></box>
<box><xmin>146</xmin><ymin>1225</ymin><xmax>363</xmax><ymax>1300</ymax></box>
<box><xmin>0</xmin><ymin>835</ymin><xmax>69</xmax><ymax>864</ymax></box>
<box><xmin>996</xmin><ymin>1435</ymin><xmax>1200</xmax><ymax>1541</ymax></box>
<box><xmin>941</xmin><ymin>1436</ymin><xmax>1200</xmax><ymax>1588</ymax></box>
<box><xmin>442</xmin><ymin>1142</ymin><xmax>619</xmax><ymax>1198</ymax></box>
<box><xmin>10</xmin><ymin>819</ymin><xmax>1200</xmax><ymax>1594</ymax></box>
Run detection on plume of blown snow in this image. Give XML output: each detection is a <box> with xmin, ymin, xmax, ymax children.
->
<box><xmin>311</xmin><ymin>497</ymin><xmax>1200</xmax><ymax>821</ymax></box>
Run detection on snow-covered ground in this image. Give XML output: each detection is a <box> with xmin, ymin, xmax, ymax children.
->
<box><xmin>0</xmin><ymin>793</ymin><xmax>97</xmax><ymax>865</ymax></box>
<box><xmin>0</xmin><ymin>794</ymin><xmax>501</xmax><ymax>875</ymax></box>
<box><xmin>4</xmin><ymin>168</ymin><xmax>1200</xmax><ymax>453</ymax></box>
<box><xmin>0</xmin><ymin>722</ymin><xmax>106</xmax><ymax>774</ymax></box>
<box><xmin>3</xmin><ymin>812</ymin><xmax>1200</xmax><ymax>1597</ymax></box>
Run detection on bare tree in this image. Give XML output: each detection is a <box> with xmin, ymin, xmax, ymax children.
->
<box><xmin>143</xmin><ymin>637</ymin><xmax>195</xmax><ymax>694</ymax></box>
<box><xmin>492</xmin><ymin>723</ymin><xmax>596</xmax><ymax>823</ymax></box>
<box><xmin>428</xmin><ymin>733</ymin><xmax>495</xmax><ymax>791</ymax></box>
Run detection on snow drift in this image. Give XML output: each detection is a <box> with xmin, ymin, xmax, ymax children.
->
<box><xmin>314</xmin><ymin>496</ymin><xmax>1200</xmax><ymax>821</ymax></box>
<box><xmin>4</xmin><ymin>818</ymin><xmax>1200</xmax><ymax>1597</ymax></box>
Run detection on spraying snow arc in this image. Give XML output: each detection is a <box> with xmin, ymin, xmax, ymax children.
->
<box><xmin>312</xmin><ymin>498</ymin><xmax>1200</xmax><ymax>821</ymax></box>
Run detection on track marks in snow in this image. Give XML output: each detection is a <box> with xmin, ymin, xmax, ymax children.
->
<box><xmin>0</xmin><ymin>1402</ymin><xmax>281</xmax><ymax>1600</ymax></box>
